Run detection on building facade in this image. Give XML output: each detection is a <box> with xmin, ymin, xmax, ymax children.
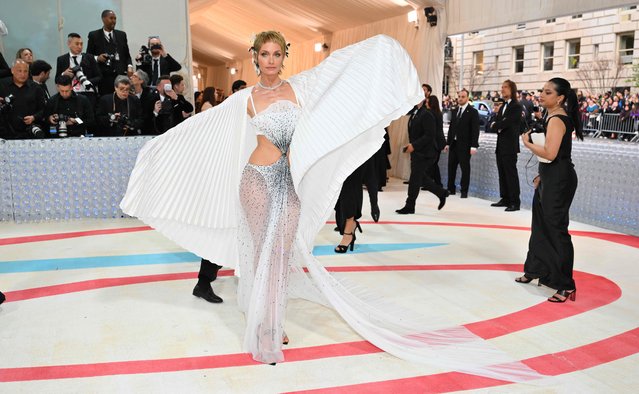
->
<box><xmin>444</xmin><ymin>5</ymin><xmax>639</xmax><ymax>97</ymax></box>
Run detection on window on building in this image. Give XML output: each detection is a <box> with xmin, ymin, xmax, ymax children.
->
<box><xmin>621</xmin><ymin>6</ymin><xmax>637</xmax><ymax>10</ymax></box>
<box><xmin>542</xmin><ymin>42</ymin><xmax>554</xmax><ymax>71</ymax></box>
<box><xmin>594</xmin><ymin>44</ymin><xmax>600</xmax><ymax>59</ymax></box>
<box><xmin>567</xmin><ymin>40</ymin><xmax>581</xmax><ymax>69</ymax></box>
<box><xmin>572</xmin><ymin>14</ymin><xmax>582</xmax><ymax>19</ymax></box>
<box><xmin>514</xmin><ymin>46</ymin><xmax>524</xmax><ymax>73</ymax></box>
<box><xmin>516</xmin><ymin>23</ymin><xmax>526</xmax><ymax>30</ymax></box>
<box><xmin>546</xmin><ymin>18</ymin><xmax>556</xmax><ymax>23</ymax></box>
<box><xmin>618</xmin><ymin>32</ymin><xmax>635</xmax><ymax>64</ymax></box>
<box><xmin>473</xmin><ymin>51</ymin><xmax>484</xmax><ymax>74</ymax></box>
<box><xmin>495</xmin><ymin>55</ymin><xmax>500</xmax><ymax>71</ymax></box>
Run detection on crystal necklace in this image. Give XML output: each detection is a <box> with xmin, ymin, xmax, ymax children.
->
<box><xmin>257</xmin><ymin>79</ymin><xmax>284</xmax><ymax>90</ymax></box>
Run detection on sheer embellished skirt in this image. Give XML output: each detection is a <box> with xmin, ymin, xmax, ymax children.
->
<box><xmin>237</xmin><ymin>155</ymin><xmax>300</xmax><ymax>364</ymax></box>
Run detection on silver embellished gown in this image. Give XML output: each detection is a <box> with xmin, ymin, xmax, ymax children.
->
<box><xmin>237</xmin><ymin>99</ymin><xmax>301</xmax><ymax>364</ymax></box>
<box><xmin>121</xmin><ymin>35</ymin><xmax>541</xmax><ymax>381</ymax></box>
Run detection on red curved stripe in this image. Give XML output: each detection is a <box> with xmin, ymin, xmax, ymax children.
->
<box><xmin>0</xmin><ymin>226</ymin><xmax>152</xmax><ymax>246</ymax></box>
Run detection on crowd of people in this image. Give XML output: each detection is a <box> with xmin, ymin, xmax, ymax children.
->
<box><xmin>441</xmin><ymin>87</ymin><xmax>639</xmax><ymax>141</ymax></box>
<box><xmin>0</xmin><ymin>9</ymin><xmax>241</xmax><ymax>140</ymax></box>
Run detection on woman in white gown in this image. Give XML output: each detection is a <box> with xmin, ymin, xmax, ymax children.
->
<box><xmin>121</xmin><ymin>31</ymin><xmax>541</xmax><ymax>381</ymax></box>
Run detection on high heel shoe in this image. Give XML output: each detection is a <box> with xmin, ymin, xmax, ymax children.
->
<box><xmin>515</xmin><ymin>274</ymin><xmax>541</xmax><ymax>286</ymax></box>
<box><xmin>371</xmin><ymin>204</ymin><xmax>380</xmax><ymax>222</ymax></box>
<box><xmin>548</xmin><ymin>289</ymin><xmax>576</xmax><ymax>303</ymax></box>
<box><xmin>355</xmin><ymin>220</ymin><xmax>363</xmax><ymax>233</ymax></box>
<box><xmin>334</xmin><ymin>231</ymin><xmax>356</xmax><ymax>253</ymax></box>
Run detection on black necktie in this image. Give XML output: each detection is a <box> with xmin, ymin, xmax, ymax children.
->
<box><xmin>72</xmin><ymin>56</ymin><xmax>79</xmax><ymax>66</ymax></box>
<box><xmin>107</xmin><ymin>32</ymin><xmax>113</xmax><ymax>43</ymax></box>
<box><xmin>457</xmin><ymin>107</ymin><xmax>462</xmax><ymax>120</ymax></box>
<box><xmin>152</xmin><ymin>59</ymin><xmax>159</xmax><ymax>85</ymax></box>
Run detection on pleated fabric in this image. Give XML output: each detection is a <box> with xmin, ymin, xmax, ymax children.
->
<box><xmin>121</xmin><ymin>35</ymin><xmax>542</xmax><ymax>382</ymax></box>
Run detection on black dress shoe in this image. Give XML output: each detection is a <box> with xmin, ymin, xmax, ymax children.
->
<box><xmin>447</xmin><ymin>189</ymin><xmax>456</xmax><ymax>195</ymax></box>
<box><xmin>505</xmin><ymin>205</ymin><xmax>520</xmax><ymax>212</ymax></box>
<box><xmin>490</xmin><ymin>200</ymin><xmax>508</xmax><ymax>207</ymax></box>
<box><xmin>460</xmin><ymin>192</ymin><xmax>468</xmax><ymax>198</ymax></box>
<box><xmin>371</xmin><ymin>203</ymin><xmax>380</xmax><ymax>222</ymax></box>
<box><xmin>0</xmin><ymin>291</ymin><xmax>5</xmax><ymax>305</ymax></box>
<box><xmin>438</xmin><ymin>190</ymin><xmax>449</xmax><ymax>210</ymax></box>
<box><xmin>193</xmin><ymin>284</ymin><xmax>223</xmax><ymax>303</ymax></box>
<box><xmin>395</xmin><ymin>206</ymin><xmax>415</xmax><ymax>214</ymax></box>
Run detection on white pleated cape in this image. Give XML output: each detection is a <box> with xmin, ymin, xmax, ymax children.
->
<box><xmin>121</xmin><ymin>35</ymin><xmax>543</xmax><ymax>383</ymax></box>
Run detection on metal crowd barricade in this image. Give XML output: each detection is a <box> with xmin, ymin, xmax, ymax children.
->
<box><xmin>581</xmin><ymin>112</ymin><xmax>638</xmax><ymax>142</ymax></box>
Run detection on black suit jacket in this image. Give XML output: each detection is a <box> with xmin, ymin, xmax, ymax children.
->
<box><xmin>55</xmin><ymin>53</ymin><xmax>102</xmax><ymax>91</ymax></box>
<box><xmin>137</xmin><ymin>54</ymin><xmax>182</xmax><ymax>85</ymax></box>
<box><xmin>95</xmin><ymin>93</ymin><xmax>142</xmax><ymax>136</ymax></box>
<box><xmin>86</xmin><ymin>29</ymin><xmax>132</xmax><ymax>76</ymax></box>
<box><xmin>447</xmin><ymin>104</ymin><xmax>480</xmax><ymax>153</ymax></box>
<box><xmin>408</xmin><ymin>106</ymin><xmax>438</xmax><ymax>158</ymax></box>
<box><xmin>44</xmin><ymin>93</ymin><xmax>95</xmax><ymax>136</ymax></box>
<box><xmin>493</xmin><ymin>100</ymin><xmax>523</xmax><ymax>155</ymax></box>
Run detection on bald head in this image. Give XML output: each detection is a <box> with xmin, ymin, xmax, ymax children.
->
<box><xmin>11</xmin><ymin>59</ymin><xmax>29</xmax><ymax>86</ymax></box>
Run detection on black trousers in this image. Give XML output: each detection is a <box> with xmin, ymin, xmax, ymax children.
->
<box><xmin>447</xmin><ymin>142</ymin><xmax>471</xmax><ymax>193</ymax></box>
<box><xmin>199</xmin><ymin>259</ymin><xmax>221</xmax><ymax>282</ymax></box>
<box><xmin>407</xmin><ymin>151</ymin><xmax>446</xmax><ymax>207</ymax></box>
<box><xmin>335</xmin><ymin>162</ymin><xmax>365</xmax><ymax>234</ymax></box>
<box><xmin>496</xmin><ymin>153</ymin><xmax>520</xmax><ymax>206</ymax></box>
<box><xmin>524</xmin><ymin>161</ymin><xmax>577</xmax><ymax>290</ymax></box>
<box><xmin>426</xmin><ymin>151</ymin><xmax>443</xmax><ymax>187</ymax></box>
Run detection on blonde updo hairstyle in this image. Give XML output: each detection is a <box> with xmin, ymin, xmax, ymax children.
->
<box><xmin>252</xmin><ymin>31</ymin><xmax>287</xmax><ymax>74</ymax></box>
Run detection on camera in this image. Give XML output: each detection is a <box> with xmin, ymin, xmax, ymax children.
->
<box><xmin>70</xmin><ymin>65</ymin><xmax>95</xmax><ymax>92</ymax></box>
<box><xmin>139</xmin><ymin>45</ymin><xmax>152</xmax><ymax>66</ymax></box>
<box><xmin>53</xmin><ymin>114</ymin><xmax>71</xmax><ymax>137</ymax></box>
<box><xmin>26</xmin><ymin>124</ymin><xmax>45</xmax><ymax>138</ymax></box>
<box><xmin>109</xmin><ymin>113</ymin><xmax>137</xmax><ymax>135</ymax></box>
<box><xmin>0</xmin><ymin>94</ymin><xmax>14</xmax><ymax>114</ymax></box>
<box><xmin>532</xmin><ymin>106</ymin><xmax>540</xmax><ymax>113</ymax></box>
<box><xmin>104</xmin><ymin>53</ymin><xmax>116</xmax><ymax>70</ymax></box>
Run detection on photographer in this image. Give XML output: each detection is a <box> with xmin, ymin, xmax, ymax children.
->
<box><xmin>136</xmin><ymin>36</ymin><xmax>181</xmax><ymax>87</ymax></box>
<box><xmin>56</xmin><ymin>33</ymin><xmax>102</xmax><ymax>109</ymax></box>
<box><xmin>96</xmin><ymin>76</ymin><xmax>142</xmax><ymax>136</ymax></box>
<box><xmin>30</xmin><ymin>60</ymin><xmax>52</xmax><ymax>102</ymax></box>
<box><xmin>169</xmin><ymin>74</ymin><xmax>193</xmax><ymax>125</ymax></box>
<box><xmin>130</xmin><ymin>69</ymin><xmax>156</xmax><ymax>135</ymax></box>
<box><xmin>0</xmin><ymin>59</ymin><xmax>46</xmax><ymax>139</ymax></box>
<box><xmin>150</xmin><ymin>75</ymin><xmax>178</xmax><ymax>134</ymax></box>
<box><xmin>87</xmin><ymin>10</ymin><xmax>132</xmax><ymax>95</ymax></box>
<box><xmin>45</xmin><ymin>75</ymin><xmax>94</xmax><ymax>137</ymax></box>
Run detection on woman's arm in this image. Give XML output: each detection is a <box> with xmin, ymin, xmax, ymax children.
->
<box><xmin>521</xmin><ymin>116</ymin><xmax>565</xmax><ymax>162</ymax></box>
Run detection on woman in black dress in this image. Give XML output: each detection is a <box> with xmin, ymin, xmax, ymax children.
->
<box><xmin>518</xmin><ymin>77</ymin><xmax>583</xmax><ymax>303</ymax></box>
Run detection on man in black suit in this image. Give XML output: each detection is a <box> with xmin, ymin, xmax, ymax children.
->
<box><xmin>130</xmin><ymin>69</ymin><xmax>156</xmax><ymax>135</ymax></box>
<box><xmin>445</xmin><ymin>89</ymin><xmax>480</xmax><ymax>198</ymax></box>
<box><xmin>490</xmin><ymin>80</ymin><xmax>523</xmax><ymax>211</ymax></box>
<box><xmin>0</xmin><ymin>60</ymin><xmax>47</xmax><ymax>139</ymax></box>
<box><xmin>86</xmin><ymin>10</ymin><xmax>132</xmax><ymax>95</ymax></box>
<box><xmin>30</xmin><ymin>60</ymin><xmax>52</xmax><ymax>102</ymax></box>
<box><xmin>56</xmin><ymin>33</ymin><xmax>102</xmax><ymax>109</ymax></box>
<box><xmin>150</xmin><ymin>75</ymin><xmax>178</xmax><ymax>134</ymax></box>
<box><xmin>396</xmin><ymin>100</ymin><xmax>448</xmax><ymax>214</ymax></box>
<box><xmin>44</xmin><ymin>75</ymin><xmax>94</xmax><ymax>137</ymax></box>
<box><xmin>136</xmin><ymin>36</ymin><xmax>181</xmax><ymax>88</ymax></box>
<box><xmin>95</xmin><ymin>76</ymin><xmax>142</xmax><ymax>136</ymax></box>
<box><xmin>169</xmin><ymin>74</ymin><xmax>193</xmax><ymax>125</ymax></box>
